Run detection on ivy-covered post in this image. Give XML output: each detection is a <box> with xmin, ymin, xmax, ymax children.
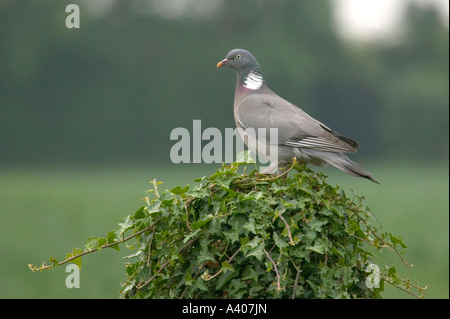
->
<box><xmin>29</xmin><ymin>161</ymin><xmax>426</xmax><ymax>299</ymax></box>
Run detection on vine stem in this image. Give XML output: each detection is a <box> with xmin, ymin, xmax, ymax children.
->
<box><xmin>264</xmin><ymin>249</ymin><xmax>281</xmax><ymax>291</ymax></box>
<box><xmin>233</xmin><ymin>159</ymin><xmax>299</xmax><ymax>186</ymax></box>
<box><xmin>255</xmin><ymin>159</ymin><xmax>298</xmax><ymax>181</ymax></box>
<box><xmin>351</xmin><ymin>234</ymin><xmax>414</xmax><ymax>268</ymax></box>
<box><xmin>180</xmin><ymin>247</ymin><xmax>242</xmax><ymax>299</ymax></box>
<box><xmin>136</xmin><ymin>237</ymin><xmax>199</xmax><ymax>291</ymax></box>
<box><xmin>291</xmin><ymin>263</ymin><xmax>301</xmax><ymax>299</ymax></box>
<box><xmin>204</xmin><ymin>247</ymin><xmax>242</xmax><ymax>282</ymax></box>
<box><xmin>278</xmin><ymin>209</ymin><xmax>295</xmax><ymax>245</ymax></box>
<box><xmin>29</xmin><ymin>218</ymin><xmax>161</xmax><ymax>272</ymax></box>
<box><xmin>136</xmin><ymin>260</ymin><xmax>171</xmax><ymax>290</ymax></box>
<box><xmin>383</xmin><ymin>277</ymin><xmax>427</xmax><ymax>299</ymax></box>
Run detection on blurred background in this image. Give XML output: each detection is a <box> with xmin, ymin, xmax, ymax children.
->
<box><xmin>0</xmin><ymin>0</ymin><xmax>448</xmax><ymax>298</ymax></box>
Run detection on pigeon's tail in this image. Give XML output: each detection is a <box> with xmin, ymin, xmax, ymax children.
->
<box><xmin>314</xmin><ymin>151</ymin><xmax>379</xmax><ymax>184</ymax></box>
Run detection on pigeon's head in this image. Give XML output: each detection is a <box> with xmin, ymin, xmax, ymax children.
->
<box><xmin>217</xmin><ymin>49</ymin><xmax>260</xmax><ymax>72</ymax></box>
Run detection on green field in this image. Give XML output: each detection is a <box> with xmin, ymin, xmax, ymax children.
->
<box><xmin>0</xmin><ymin>161</ymin><xmax>448</xmax><ymax>299</ymax></box>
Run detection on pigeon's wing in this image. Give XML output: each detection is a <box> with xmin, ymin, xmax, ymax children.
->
<box><xmin>319</xmin><ymin>123</ymin><xmax>360</xmax><ymax>149</ymax></box>
<box><xmin>236</xmin><ymin>91</ymin><xmax>358</xmax><ymax>153</ymax></box>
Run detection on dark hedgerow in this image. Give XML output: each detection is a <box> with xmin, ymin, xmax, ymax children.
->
<box><xmin>29</xmin><ymin>160</ymin><xmax>426</xmax><ymax>298</ymax></box>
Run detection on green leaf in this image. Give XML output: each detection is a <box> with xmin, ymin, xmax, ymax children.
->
<box><xmin>216</xmin><ymin>270</ymin><xmax>238</xmax><ymax>290</ymax></box>
<box><xmin>159</xmin><ymin>191</ymin><xmax>175</xmax><ymax>205</ymax></box>
<box><xmin>242</xmin><ymin>266</ymin><xmax>259</xmax><ymax>282</ymax></box>
<box><xmin>191</xmin><ymin>217</ymin><xmax>212</xmax><ymax>229</ymax></box>
<box><xmin>184</xmin><ymin>271</ymin><xmax>194</xmax><ymax>286</ymax></box>
<box><xmin>389</xmin><ymin>234</ymin><xmax>408</xmax><ymax>249</ymax></box>
<box><xmin>170</xmin><ymin>185</ymin><xmax>190</xmax><ymax>195</ymax></box>
<box><xmin>306</xmin><ymin>240</ymin><xmax>325</xmax><ymax>254</ymax></box>
<box><xmin>85</xmin><ymin>237</ymin><xmax>99</xmax><ymax>251</ymax></box>
<box><xmin>65</xmin><ymin>248</ymin><xmax>83</xmax><ymax>269</ymax></box>
<box><xmin>134</xmin><ymin>206</ymin><xmax>146</xmax><ymax>219</ymax></box>
<box><xmin>244</xmin><ymin>236</ymin><xmax>260</xmax><ymax>249</ymax></box>
<box><xmin>183</xmin><ymin>228</ymin><xmax>201</xmax><ymax>244</ymax></box>
<box><xmin>147</xmin><ymin>201</ymin><xmax>162</xmax><ymax>215</ymax></box>
<box><xmin>243</xmin><ymin>217</ymin><xmax>256</xmax><ymax>234</ymax></box>
<box><xmin>106</xmin><ymin>231</ymin><xmax>120</xmax><ymax>252</ymax></box>
<box><xmin>194</xmin><ymin>277</ymin><xmax>209</xmax><ymax>292</ymax></box>
<box><xmin>273</xmin><ymin>232</ymin><xmax>289</xmax><ymax>249</ymax></box>
<box><xmin>270</xmin><ymin>183</ymin><xmax>290</xmax><ymax>194</ymax></box>
<box><xmin>243</xmin><ymin>237</ymin><xmax>265</xmax><ymax>262</ymax></box>
<box><xmin>221</xmin><ymin>261</ymin><xmax>235</xmax><ymax>273</ymax></box>
<box><xmin>49</xmin><ymin>256</ymin><xmax>59</xmax><ymax>267</ymax></box>
<box><xmin>94</xmin><ymin>238</ymin><xmax>106</xmax><ymax>251</ymax></box>
<box><xmin>308</xmin><ymin>218</ymin><xmax>328</xmax><ymax>231</ymax></box>
<box><xmin>197</xmin><ymin>246</ymin><xmax>216</xmax><ymax>264</ymax></box>
<box><xmin>116</xmin><ymin>215</ymin><xmax>135</xmax><ymax>237</ymax></box>
<box><xmin>240</xmin><ymin>236</ymin><xmax>250</xmax><ymax>246</ymax></box>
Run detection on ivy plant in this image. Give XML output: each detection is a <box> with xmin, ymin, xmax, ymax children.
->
<box><xmin>29</xmin><ymin>158</ymin><xmax>426</xmax><ymax>298</ymax></box>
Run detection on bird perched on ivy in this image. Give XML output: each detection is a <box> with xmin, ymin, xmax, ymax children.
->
<box><xmin>217</xmin><ymin>49</ymin><xmax>378</xmax><ymax>183</ymax></box>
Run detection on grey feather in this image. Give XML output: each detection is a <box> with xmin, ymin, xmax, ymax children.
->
<box><xmin>236</xmin><ymin>88</ymin><xmax>357</xmax><ymax>153</ymax></box>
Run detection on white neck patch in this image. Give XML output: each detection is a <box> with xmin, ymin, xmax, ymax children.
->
<box><xmin>244</xmin><ymin>70</ymin><xmax>264</xmax><ymax>90</ymax></box>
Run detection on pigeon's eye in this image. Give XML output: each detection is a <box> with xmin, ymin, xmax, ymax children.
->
<box><xmin>236</xmin><ymin>54</ymin><xmax>242</xmax><ymax>59</ymax></box>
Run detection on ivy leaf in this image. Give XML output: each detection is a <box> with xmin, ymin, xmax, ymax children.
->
<box><xmin>170</xmin><ymin>185</ymin><xmax>190</xmax><ymax>195</ymax></box>
<box><xmin>147</xmin><ymin>201</ymin><xmax>162</xmax><ymax>215</ymax></box>
<box><xmin>133</xmin><ymin>206</ymin><xmax>146</xmax><ymax>219</ymax></box>
<box><xmin>273</xmin><ymin>232</ymin><xmax>289</xmax><ymax>249</ymax></box>
<box><xmin>184</xmin><ymin>272</ymin><xmax>194</xmax><ymax>286</ymax></box>
<box><xmin>194</xmin><ymin>277</ymin><xmax>209</xmax><ymax>292</ymax></box>
<box><xmin>116</xmin><ymin>215</ymin><xmax>135</xmax><ymax>238</ymax></box>
<box><xmin>308</xmin><ymin>218</ymin><xmax>328</xmax><ymax>232</ymax></box>
<box><xmin>197</xmin><ymin>246</ymin><xmax>216</xmax><ymax>264</ymax></box>
<box><xmin>243</xmin><ymin>217</ymin><xmax>257</xmax><ymax>234</ymax></box>
<box><xmin>49</xmin><ymin>256</ymin><xmax>59</xmax><ymax>267</ymax></box>
<box><xmin>85</xmin><ymin>237</ymin><xmax>99</xmax><ymax>251</ymax></box>
<box><xmin>306</xmin><ymin>240</ymin><xmax>326</xmax><ymax>254</ymax></box>
<box><xmin>270</xmin><ymin>183</ymin><xmax>290</xmax><ymax>194</ymax></box>
<box><xmin>191</xmin><ymin>217</ymin><xmax>212</xmax><ymax>229</ymax></box>
<box><xmin>243</xmin><ymin>237</ymin><xmax>265</xmax><ymax>262</ymax></box>
<box><xmin>389</xmin><ymin>234</ymin><xmax>408</xmax><ymax>249</ymax></box>
<box><xmin>106</xmin><ymin>231</ymin><xmax>120</xmax><ymax>252</ymax></box>
<box><xmin>216</xmin><ymin>270</ymin><xmax>238</xmax><ymax>290</ymax></box>
<box><xmin>183</xmin><ymin>228</ymin><xmax>201</xmax><ymax>244</ymax></box>
<box><xmin>242</xmin><ymin>266</ymin><xmax>259</xmax><ymax>282</ymax></box>
<box><xmin>221</xmin><ymin>261</ymin><xmax>235</xmax><ymax>273</ymax></box>
<box><xmin>65</xmin><ymin>248</ymin><xmax>83</xmax><ymax>269</ymax></box>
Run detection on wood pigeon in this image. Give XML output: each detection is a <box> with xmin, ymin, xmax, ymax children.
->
<box><xmin>217</xmin><ymin>48</ymin><xmax>378</xmax><ymax>183</ymax></box>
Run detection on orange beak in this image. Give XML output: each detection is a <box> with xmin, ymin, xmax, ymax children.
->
<box><xmin>217</xmin><ymin>58</ymin><xmax>229</xmax><ymax>68</ymax></box>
